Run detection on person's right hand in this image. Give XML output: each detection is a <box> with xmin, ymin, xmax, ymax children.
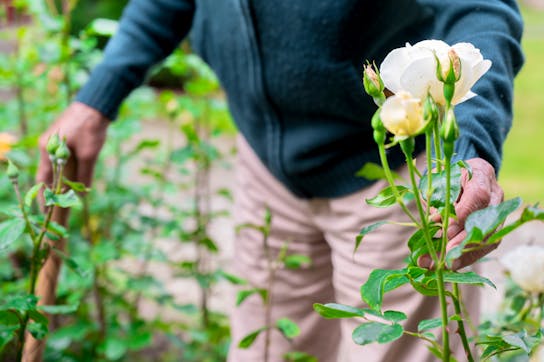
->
<box><xmin>38</xmin><ymin>102</ymin><xmax>110</xmax><ymax>187</ymax></box>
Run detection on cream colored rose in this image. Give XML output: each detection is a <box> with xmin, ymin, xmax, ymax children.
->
<box><xmin>500</xmin><ymin>245</ymin><xmax>544</xmax><ymax>294</ymax></box>
<box><xmin>380</xmin><ymin>91</ymin><xmax>424</xmax><ymax>138</ymax></box>
<box><xmin>379</xmin><ymin>40</ymin><xmax>492</xmax><ymax>105</ymax></box>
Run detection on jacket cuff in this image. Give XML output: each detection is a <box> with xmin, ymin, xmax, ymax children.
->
<box><xmin>75</xmin><ymin>66</ymin><xmax>136</xmax><ymax>120</ymax></box>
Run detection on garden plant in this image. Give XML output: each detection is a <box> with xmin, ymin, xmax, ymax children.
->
<box><xmin>314</xmin><ymin>40</ymin><xmax>544</xmax><ymax>361</ymax></box>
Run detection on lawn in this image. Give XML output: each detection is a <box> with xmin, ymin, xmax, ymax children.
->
<box><xmin>500</xmin><ymin>5</ymin><xmax>544</xmax><ymax>203</ymax></box>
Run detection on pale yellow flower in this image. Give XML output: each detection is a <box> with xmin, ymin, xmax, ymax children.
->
<box><xmin>0</xmin><ymin>133</ymin><xmax>16</xmax><ymax>161</ymax></box>
<box><xmin>380</xmin><ymin>91</ymin><xmax>424</xmax><ymax>138</ymax></box>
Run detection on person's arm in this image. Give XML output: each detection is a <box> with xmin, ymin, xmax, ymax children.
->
<box><xmin>38</xmin><ymin>0</ymin><xmax>195</xmax><ymax>186</ymax></box>
<box><xmin>415</xmin><ymin>0</ymin><xmax>524</xmax><ymax>269</ymax></box>
<box><xmin>418</xmin><ymin>0</ymin><xmax>524</xmax><ymax>170</ymax></box>
<box><xmin>77</xmin><ymin>0</ymin><xmax>196</xmax><ymax>120</ymax></box>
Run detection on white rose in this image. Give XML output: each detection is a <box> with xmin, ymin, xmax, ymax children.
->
<box><xmin>380</xmin><ymin>91</ymin><xmax>424</xmax><ymax>138</ymax></box>
<box><xmin>500</xmin><ymin>245</ymin><xmax>544</xmax><ymax>294</ymax></box>
<box><xmin>379</xmin><ymin>39</ymin><xmax>492</xmax><ymax>105</ymax></box>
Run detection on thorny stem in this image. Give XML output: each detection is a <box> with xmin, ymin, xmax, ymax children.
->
<box><xmin>194</xmin><ymin>114</ymin><xmax>212</xmax><ymax>328</ymax></box>
<box><xmin>134</xmin><ymin>117</ymin><xmax>175</xmax><ymax>312</ymax></box>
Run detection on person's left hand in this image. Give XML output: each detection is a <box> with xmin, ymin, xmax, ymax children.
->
<box><xmin>419</xmin><ymin>157</ymin><xmax>504</xmax><ymax>270</ymax></box>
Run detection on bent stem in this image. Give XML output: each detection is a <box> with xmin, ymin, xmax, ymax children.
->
<box><xmin>377</xmin><ymin>143</ymin><xmax>418</xmax><ymax>225</ymax></box>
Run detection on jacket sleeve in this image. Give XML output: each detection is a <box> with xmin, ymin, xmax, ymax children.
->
<box><xmin>75</xmin><ymin>0</ymin><xmax>195</xmax><ymax>119</ymax></box>
<box><xmin>417</xmin><ymin>0</ymin><xmax>524</xmax><ymax>173</ymax></box>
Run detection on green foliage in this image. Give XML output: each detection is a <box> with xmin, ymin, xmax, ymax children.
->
<box><xmin>352</xmin><ymin>322</ymin><xmax>403</xmax><ymax>345</ymax></box>
<box><xmin>1</xmin><ymin>2</ymin><xmax>235</xmax><ymax>361</ymax></box>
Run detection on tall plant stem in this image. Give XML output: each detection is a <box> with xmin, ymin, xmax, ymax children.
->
<box><xmin>262</xmin><ymin>229</ymin><xmax>275</xmax><ymax>362</ymax></box>
<box><xmin>82</xmin><ymin>197</ymin><xmax>107</xmax><ymax>339</ymax></box>
<box><xmin>433</xmin><ymin>120</ymin><xmax>443</xmax><ymax>172</ymax></box>
<box><xmin>402</xmin><ymin>144</ymin><xmax>449</xmax><ymax>360</ymax></box>
<box><xmin>377</xmin><ymin>144</ymin><xmax>418</xmax><ymax>225</ymax></box>
<box><xmin>452</xmin><ymin>284</ymin><xmax>474</xmax><ymax>361</ymax></box>
<box><xmin>16</xmin><ymin>162</ymin><xmax>64</xmax><ymax>361</ymax></box>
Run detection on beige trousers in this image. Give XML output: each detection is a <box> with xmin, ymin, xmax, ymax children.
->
<box><xmin>228</xmin><ymin>136</ymin><xmax>480</xmax><ymax>362</ymax></box>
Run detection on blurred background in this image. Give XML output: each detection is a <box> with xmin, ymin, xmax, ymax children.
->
<box><xmin>0</xmin><ymin>1</ymin><xmax>543</xmax><ymax>361</ymax></box>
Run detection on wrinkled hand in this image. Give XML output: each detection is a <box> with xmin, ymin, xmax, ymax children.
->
<box><xmin>419</xmin><ymin>158</ymin><xmax>504</xmax><ymax>270</ymax></box>
<box><xmin>37</xmin><ymin>102</ymin><xmax>109</xmax><ymax>187</ymax></box>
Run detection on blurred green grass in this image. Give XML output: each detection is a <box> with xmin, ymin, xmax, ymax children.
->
<box><xmin>500</xmin><ymin>5</ymin><xmax>544</xmax><ymax>204</ymax></box>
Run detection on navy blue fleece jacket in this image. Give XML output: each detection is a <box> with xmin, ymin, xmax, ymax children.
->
<box><xmin>76</xmin><ymin>0</ymin><xmax>524</xmax><ymax>198</ymax></box>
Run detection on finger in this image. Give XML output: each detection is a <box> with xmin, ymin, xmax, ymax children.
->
<box><xmin>75</xmin><ymin>152</ymin><xmax>98</xmax><ymax>187</ymax></box>
<box><xmin>417</xmin><ymin>254</ymin><xmax>433</xmax><ymax>269</ymax></box>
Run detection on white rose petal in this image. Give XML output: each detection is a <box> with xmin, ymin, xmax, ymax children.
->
<box><xmin>500</xmin><ymin>245</ymin><xmax>544</xmax><ymax>294</ymax></box>
<box><xmin>380</xmin><ymin>91</ymin><xmax>424</xmax><ymax>138</ymax></box>
<box><xmin>379</xmin><ymin>39</ymin><xmax>492</xmax><ymax>105</ymax></box>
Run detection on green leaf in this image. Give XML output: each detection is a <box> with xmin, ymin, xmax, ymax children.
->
<box><xmin>52</xmin><ymin>248</ymin><xmax>88</xmax><ymax>278</ymax></box>
<box><xmin>24</xmin><ymin>183</ymin><xmax>44</xmax><ymax>208</ymax></box>
<box><xmin>419</xmin><ymin>164</ymin><xmax>462</xmax><ymax>210</ymax></box>
<box><xmin>502</xmin><ymin>333</ymin><xmax>531</xmax><ymax>353</ymax></box>
<box><xmin>238</xmin><ymin>327</ymin><xmax>266</xmax><ymax>349</ymax></box>
<box><xmin>276</xmin><ymin>318</ymin><xmax>300</xmax><ymax>339</ymax></box>
<box><xmin>0</xmin><ymin>294</ymin><xmax>38</xmax><ymax>312</ymax></box>
<box><xmin>236</xmin><ymin>288</ymin><xmax>267</xmax><ymax>306</ymax></box>
<box><xmin>283</xmin><ymin>254</ymin><xmax>311</xmax><ymax>269</ymax></box>
<box><xmin>0</xmin><ymin>324</ymin><xmax>18</xmax><ymax>350</ymax></box>
<box><xmin>38</xmin><ymin>304</ymin><xmax>79</xmax><ymax>315</ymax></box>
<box><xmin>521</xmin><ymin>204</ymin><xmax>544</xmax><ymax>222</ymax></box>
<box><xmin>103</xmin><ymin>338</ymin><xmax>128</xmax><ymax>360</ymax></box>
<box><xmin>283</xmin><ymin>351</ymin><xmax>318</xmax><ymax>362</ymax></box>
<box><xmin>418</xmin><ymin>318</ymin><xmax>442</xmax><ymax>332</ymax></box>
<box><xmin>361</xmin><ymin>269</ymin><xmax>406</xmax><ymax>312</ymax></box>
<box><xmin>0</xmin><ymin>217</ymin><xmax>26</xmax><ymax>250</ymax></box>
<box><xmin>44</xmin><ymin>189</ymin><xmax>81</xmax><ymax>208</ymax></box>
<box><xmin>356</xmin><ymin>163</ymin><xmax>399</xmax><ymax>181</ymax></box>
<box><xmin>63</xmin><ymin>178</ymin><xmax>90</xmax><ymax>193</ymax></box>
<box><xmin>465</xmin><ymin>198</ymin><xmax>522</xmax><ymax>238</ymax></box>
<box><xmin>28</xmin><ymin>321</ymin><xmax>48</xmax><ymax>340</ymax></box>
<box><xmin>126</xmin><ymin>330</ymin><xmax>153</xmax><ymax>351</ymax></box>
<box><xmin>355</xmin><ymin>221</ymin><xmax>388</xmax><ymax>253</ymax></box>
<box><xmin>442</xmin><ymin>271</ymin><xmax>495</xmax><ymax>289</ymax></box>
<box><xmin>366</xmin><ymin>186</ymin><xmax>410</xmax><ymax>208</ymax></box>
<box><xmin>200</xmin><ymin>236</ymin><xmax>219</xmax><ymax>253</ymax></box>
<box><xmin>382</xmin><ymin>311</ymin><xmax>407</xmax><ymax>323</ymax></box>
<box><xmin>352</xmin><ymin>322</ymin><xmax>403</xmax><ymax>345</ymax></box>
<box><xmin>218</xmin><ymin>270</ymin><xmax>247</xmax><ymax>285</ymax></box>
<box><xmin>313</xmin><ymin>303</ymin><xmax>367</xmax><ymax>319</ymax></box>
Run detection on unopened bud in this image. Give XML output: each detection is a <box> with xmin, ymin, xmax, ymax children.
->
<box><xmin>440</xmin><ymin>108</ymin><xmax>459</xmax><ymax>144</ymax></box>
<box><xmin>435</xmin><ymin>49</ymin><xmax>462</xmax><ymax>85</ymax></box>
<box><xmin>46</xmin><ymin>134</ymin><xmax>61</xmax><ymax>156</ymax></box>
<box><xmin>55</xmin><ymin>142</ymin><xmax>71</xmax><ymax>162</ymax></box>
<box><xmin>7</xmin><ymin>159</ymin><xmax>19</xmax><ymax>179</ymax></box>
<box><xmin>447</xmin><ymin>49</ymin><xmax>461</xmax><ymax>82</ymax></box>
<box><xmin>363</xmin><ymin>63</ymin><xmax>384</xmax><ymax>99</ymax></box>
<box><xmin>371</xmin><ymin>109</ymin><xmax>385</xmax><ymax>132</ymax></box>
<box><xmin>422</xmin><ymin>95</ymin><xmax>438</xmax><ymax>132</ymax></box>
